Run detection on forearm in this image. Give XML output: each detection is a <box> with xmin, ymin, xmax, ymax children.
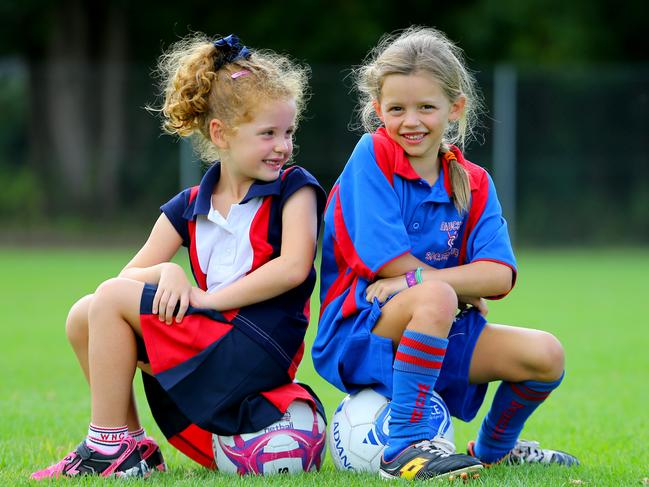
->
<box><xmin>378</xmin><ymin>254</ymin><xmax>512</xmax><ymax>297</ymax></box>
<box><xmin>203</xmin><ymin>255</ymin><xmax>312</xmax><ymax>310</ymax></box>
<box><xmin>118</xmin><ymin>263</ymin><xmax>166</xmax><ymax>284</ymax></box>
<box><xmin>377</xmin><ymin>253</ymin><xmax>428</xmax><ymax>278</ymax></box>
<box><xmin>420</xmin><ymin>261</ymin><xmax>513</xmax><ymax>297</ymax></box>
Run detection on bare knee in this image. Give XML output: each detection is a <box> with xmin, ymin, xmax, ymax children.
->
<box><xmin>408</xmin><ymin>280</ymin><xmax>457</xmax><ymax>336</ymax></box>
<box><xmin>90</xmin><ymin>277</ymin><xmax>143</xmax><ymax>331</ymax></box>
<box><xmin>90</xmin><ymin>278</ymin><xmax>128</xmax><ymax>320</ymax></box>
<box><xmin>529</xmin><ymin>331</ymin><xmax>565</xmax><ymax>381</ymax></box>
<box><xmin>66</xmin><ymin>294</ymin><xmax>93</xmax><ymax>347</ymax></box>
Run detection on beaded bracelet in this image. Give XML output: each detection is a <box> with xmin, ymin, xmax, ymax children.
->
<box><xmin>415</xmin><ymin>267</ymin><xmax>424</xmax><ymax>284</ymax></box>
<box><xmin>405</xmin><ymin>270</ymin><xmax>417</xmax><ymax>287</ymax></box>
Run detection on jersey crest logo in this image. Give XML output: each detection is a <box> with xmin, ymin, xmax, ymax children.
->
<box><xmin>425</xmin><ymin>220</ymin><xmax>462</xmax><ymax>262</ymax></box>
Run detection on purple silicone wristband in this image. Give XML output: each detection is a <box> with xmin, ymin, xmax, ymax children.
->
<box><xmin>405</xmin><ymin>270</ymin><xmax>417</xmax><ymax>287</ymax></box>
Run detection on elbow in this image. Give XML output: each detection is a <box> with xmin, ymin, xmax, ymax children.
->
<box><xmin>488</xmin><ymin>267</ymin><xmax>515</xmax><ymax>298</ymax></box>
<box><xmin>283</xmin><ymin>260</ymin><xmax>313</xmax><ymax>289</ymax></box>
<box><xmin>117</xmin><ymin>266</ymin><xmax>134</xmax><ymax>279</ymax></box>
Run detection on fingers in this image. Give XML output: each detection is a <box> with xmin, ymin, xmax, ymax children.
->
<box><xmin>476</xmin><ymin>297</ymin><xmax>489</xmax><ymax>317</ymax></box>
<box><xmin>176</xmin><ymin>293</ymin><xmax>189</xmax><ymax>323</ymax></box>
<box><xmin>365</xmin><ymin>278</ymin><xmax>405</xmax><ymax>304</ymax></box>
<box><xmin>155</xmin><ymin>288</ymin><xmax>178</xmax><ymax>325</ymax></box>
<box><xmin>165</xmin><ymin>293</ymin><xmax>178</xmax><ymax>325</ymax></box>
<box><xmin>152</xmin><ymin>288</ymin><xmax>162</xmax><ymax>315</ymax></box>
<box><xmin>365</xmin><ymin>284</ymin><xmax>378</xmax><ymax>303</ymax></box>
<box><xmin>366</xmin><ymin>285</ymin><xmax>386</xmax><ymax>304</ymax></box>
<box><xmin>156</xmin><ymin>289</ymin><xmax>170</xmax><ymax>321</ymax></box>
<box><xmin>457</xmin><ymin>295</ymin><xmax>489</xmax><ymax>317</ymax></box>
<box><xmin>154</xmin><ymin>288</ymin><xmax>170</xmax><ymax>321</ymax></box>
<box><xmin>188</xmin><ymin>288</ymin><xmax>199</xmax><ymax>308</ymax></box>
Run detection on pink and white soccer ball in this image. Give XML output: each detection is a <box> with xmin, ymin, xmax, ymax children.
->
<box><xmin>329</xmin><ymin>388</ymin><xmax>455</xmax><ymax>472</ymax></box>
<box><xmin>212</xmin><ymin>400</ymin><xmax>326</xmax><ymax>475</ymax></box>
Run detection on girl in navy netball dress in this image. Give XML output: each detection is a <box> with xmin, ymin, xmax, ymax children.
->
<box><xmin>32</xmin><ymin>33</ymin><xmax>325</xmax><ymax>479</ymax></box>
<box><xmin>313</xmin><ymin>27</ymin><xmax>578</xmax><ymax>481</ymax></box>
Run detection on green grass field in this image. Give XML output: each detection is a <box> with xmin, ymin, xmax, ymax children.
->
<box><xmin>1</xmin><ymin>247</ymin><xmax>647</xmax><ymax>486</ymax></box>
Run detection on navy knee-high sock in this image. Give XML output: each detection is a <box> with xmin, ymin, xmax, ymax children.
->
<box><xmin>474</xmin><ymin>372</ymin><xmax>564</xmax><ymax>463</ymax></box>
<box><xmin>383</xmin><ymin>330</ymin><xmax>448</xmax><ymax>462</ymax></box>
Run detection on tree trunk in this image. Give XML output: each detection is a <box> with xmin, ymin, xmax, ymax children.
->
<box><xmin>44</xmin><ymin>0</ymin><xmax>92</xmax><ymax>211</ymax></box>
<box><xmin>26</xmin><ymin>0</ymin><xmax>130</xmax><ymax>216</ymax></box>
<box><xmin>97</xmin><ymin>5</ymin><xmax>127</xmax><ymax>216</ymax></box>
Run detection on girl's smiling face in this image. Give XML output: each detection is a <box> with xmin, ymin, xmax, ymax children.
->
<box><xmin>374</xmin><ymin>72</ymin><xmax>465</xmax><ymax>167</ymax></box>
<box><xmin>214</xmin><ymin>98</ymin><xmax>297</xmax><ymax>182</ymax></box>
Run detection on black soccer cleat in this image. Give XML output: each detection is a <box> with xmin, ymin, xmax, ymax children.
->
<box><xmin>380</xmin><ymin>438</ymin><xmax>483</xmax><ymax>481</ymax></box>
<box><xmin>138</xmin><ymin>436</ymin><xmax>167</xmax><ymax>472</ymax></box>
<box><xmin>31</xmin><ymin>436</ymin><xmax>150</xmax><ymax>479</ymax></box>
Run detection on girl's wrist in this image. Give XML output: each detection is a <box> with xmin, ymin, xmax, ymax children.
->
<box><xmin>415</xmin><ymin>266</ymin><xmax>423</xmax><ymax>284</ymax></box>
<box><xmin>405</xmin><ymin>270</ymin><xmax>417</xmax><ymax>287</ymax></box>
<box><xmin>405</xmin><ymin>267</ymin><xmax>424</xmax><ymax>287</ymax></box>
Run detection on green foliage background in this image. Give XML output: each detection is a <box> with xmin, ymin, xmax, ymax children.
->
<box><xmin>0</xmin><ymin>0</ymin><xmax>647</xmax><ymax>244</ymax></box>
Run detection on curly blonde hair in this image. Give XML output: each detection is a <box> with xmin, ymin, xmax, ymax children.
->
<box><xmin>153</xmin><ymin>33</ymin><xmax>309</xmax><ymax>162</ymax></box>
<box><xmin>355</xmin><ymin>27</ymin><xmax>483</xmax><ymax>213</ymax></box>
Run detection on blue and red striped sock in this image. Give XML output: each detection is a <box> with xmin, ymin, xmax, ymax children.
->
<box><xmin>383</xmin><ymin>330</ymin><xmax>448</xmax><ymax>462</ymax></box>
<box><xmin>473</xmin><ymin>372</ymin><xmax>564</xmax><ymax>463</ymax></box>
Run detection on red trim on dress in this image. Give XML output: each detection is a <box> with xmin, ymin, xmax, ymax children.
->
<box><xmin>168</xmin><ymin>424</ymin><xmax>216</xmax><ymax>469</ymax></box>
<box><xmin>248</xmin><ymin>197</ymin><xmax>274</xmax><ymax>273</ymax></box>
<box><xmin>140</xmin><ymin>313</ymin><xmax>232</xmax><ymax>375</ymax></box>
<box><xmin>187</xmin><ymin>186</ymin><xmax>208</xmax><ymax>291</ymax></box>
<box><xmin>261</xmin><ymin>383</ymin><xmax>316</xmax><ymax>414</ymax></box>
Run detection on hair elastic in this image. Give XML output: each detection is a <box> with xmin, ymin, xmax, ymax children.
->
<box><xmin>213</xmin><ymin>34</ymin><xmax>251</xmax><ymax>71</ymax></box>
<box><xmin>231</xmin><ymin>69</ymin><xmax>251</xmax><ymax>79</ymax></box>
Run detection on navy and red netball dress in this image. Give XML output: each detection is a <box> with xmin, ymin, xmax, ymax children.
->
<box><xmin>313</xmin><ymin>128</ymin><xmax>517</xmax><ymax>423</ymax></box>
<box><xmin>137</xmin><ymin>163</ymin><xmax>326</xmax><ymax>468</ymax></box>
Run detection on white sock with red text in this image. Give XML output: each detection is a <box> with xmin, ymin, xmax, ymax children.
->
<box><xmin>86</xmin><ymin>424</ymin><xmax>128</xmax><ymax>454</ymax></box>
<box><xmin>128</xmin><ymin>427</ymin><xmax>146</xmax><ymax>442</ymax></box>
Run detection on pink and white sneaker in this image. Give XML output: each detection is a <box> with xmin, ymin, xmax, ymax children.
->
<box><xmin>139</xmin><ymin>436</ymin><xmax>167</xmax><ymax>472</ymax></box>
<box><xmin>31</xmin><ymin>436</ymin><xmax>149</xmax><ymax>479</ymax></box>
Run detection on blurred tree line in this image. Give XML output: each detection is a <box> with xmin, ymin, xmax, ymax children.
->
<box><xmin>0</xmin><ymin>0</ymin><xmax>647</xmax><ymax>243</ymax></box>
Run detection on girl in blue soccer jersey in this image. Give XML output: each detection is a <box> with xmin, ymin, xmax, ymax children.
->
<box><xmin>32</xmin><ymin>33</ymin><xmax>326</xmax><ymax>480</ymax></box>
<box><xmin>313</xmin><ymin>27</ymin><xmax>578</xmax><ymax>481</ymax></box>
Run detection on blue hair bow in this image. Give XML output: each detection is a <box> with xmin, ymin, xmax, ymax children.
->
<box><xmin>212</xmin><ymin>34</ymin><xmax>251</xmax><ymax>70</ymax></box>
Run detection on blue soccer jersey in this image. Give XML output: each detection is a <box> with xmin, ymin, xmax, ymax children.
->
<box><xmin>313</xmin><ymin>128</ymin><xmax>516</xmax><ymax>417</ymax></box>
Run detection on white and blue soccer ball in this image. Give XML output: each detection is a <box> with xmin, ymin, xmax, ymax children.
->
<box><xmin>213</xmin><ymin>400</ymin><xmax>326</xmax><ymax>475</ymax></box>
<box><xmin>328</xmin><ymin>388</ymin><xmax>455</xmax><ymax>472</ymax></box>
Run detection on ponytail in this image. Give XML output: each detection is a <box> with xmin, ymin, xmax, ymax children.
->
<box><xmin>151</xmin><ymin>33</ymin><xmax>309</xmax><ymax>162</ymax></box>
<box><xmin>159</xmin><ymin>39</ymin><xmax>218</xmax><ymax>138</ymax></box>
<box><xmin>442</xmin><ymin>149</ymin><xmax>471</xmax><ymax>214</ymax></box>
